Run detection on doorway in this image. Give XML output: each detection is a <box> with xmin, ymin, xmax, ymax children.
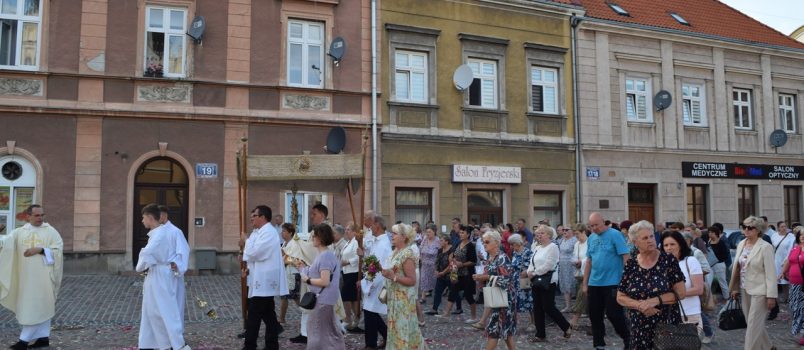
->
<box><xmin>133</xmin><ymin>157</ymin><xmax>189</xmax><ymax>268</ymax></box>
<box><xmin>627</xmin><ymin>183</ymin><xmax>655</xmax><ymax>223</ymax></box>
<box><xmin>467</xmin><ymin>190</ymin><xmax>503</xmax><ymax>227</ymax></box>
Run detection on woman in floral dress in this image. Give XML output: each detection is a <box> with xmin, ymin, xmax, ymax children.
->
<box><xmin>381</xmin><ymin>223</ymin><xmax>425</xmax><ymax>350</ymax></box>
<box><xmin>418</xmin><ymin>225</ymin><xmax>440</xmax><ymax>302</ymax></box>
<box><xmin>473</xmin><ymin>230</ymin><xmax>517</xmax><ymax>350</ymax></box>
<box><xmin>509</xmin><ymin>234</ymin><xmax>534</xmax><ymax>327</ymax></box>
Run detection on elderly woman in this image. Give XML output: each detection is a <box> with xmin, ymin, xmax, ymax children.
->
<box><xmin>298</xmin><ymin>224</ymin><xmax>345</xmax><ymax>350</ymax></box>
<box><xmin>527</xmin><ymin>225</ymin><xmax>571</xmax><ymax>342</ymax></box>
<box><xmin>729</xmin><ymin>216</ymin><xmax>777</xmax><ymax>350</ymax></box>
<box><xmin>617</xmin><ymin>221</ymin><xmax>686</xmax><ymax>350</ymax></box>
<box><xmin>419</xmin><ymin>224</ymin><xmax>441</xmax><ymax>304</ymax></box>
<box><xmin>779</xmin><ymin>226</ymin><xmax>804</xmax><ymax>346</ymax></box>
<box><xmin>662</xmin><ymin>231</ymin><xmax>705</xmax><ymax>338</ymax></box>
<box><xmin>557</xmin><ymin>227</ymin><xmax>578</xmax><ymax>312</ymax></box>
<box><xmin>440</xmin><ymin>225</ymin><xmax>478</xmax><ymax>321</ymax></box>
<box><xmin>568</xmin><ymin>223</ymin><xmax>589</xmax><ymax>329</ymax></box>
<box><xmin>380</xmin><ymin>223</ymin><xmax>425</xmax><ymax>350</ymax></box>
<box><xmin>472</xmin><ymin>230</ymin><xmax>517</xmax><ymax>350</ymax></box>
<box><xmin>340</xmin><ymin>223</ymin><xmax>360</xmax><ymax>331</ymax></box>
<box><xmin>508</xmin><ymin>234</ymin><xmax>534</xmax><ymax>329</ymax></box>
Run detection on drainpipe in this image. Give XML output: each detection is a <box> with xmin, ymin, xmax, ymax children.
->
<box><xmin>571</xmin><ymin>14</ymin><xmax>584</xmax><ymax>222</ymax></box>
<box><xmin>371</xmin><ymin>0</ymin><xmax>378</xmax><ymax>211</ymax></box>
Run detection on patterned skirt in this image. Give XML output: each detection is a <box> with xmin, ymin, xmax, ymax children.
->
<box><xmin>558</xmin><ymin>260</ymin><xmax>577</xmax><ymax>296</ymax></box>
<box><xmin>791</xmin><ymin>284</ymin><xmax>804</xmax><ymax>336</ymax></box>
<box><xmin>307</xmin><ymin>303</ymin><xmax>346</xmax><ymax>350</ymax></box>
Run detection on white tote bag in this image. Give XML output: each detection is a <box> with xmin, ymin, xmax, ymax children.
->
<box><xmin>483</xmin><ymin>276</ymin><xmax>509</xmax><ymax>308</ymax></box>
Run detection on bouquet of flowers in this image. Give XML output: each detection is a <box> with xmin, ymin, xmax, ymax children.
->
<box><xmin>363</xmin><ymin>255</ymin><xmax>381</xmax><ymax>281</ymax></box>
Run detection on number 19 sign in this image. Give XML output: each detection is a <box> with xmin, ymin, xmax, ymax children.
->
<box><xmin>196</xmin><ymin>163</ymin><xmax>218</xmax><ymax>179</ymax></box>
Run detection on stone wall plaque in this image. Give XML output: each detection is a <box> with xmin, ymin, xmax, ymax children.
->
<box><xmin>282</xmin><ymin>94</ymin><xmax>330</xmax><ymax>111</ymax></box>
<box><xmin>137</xmin><ymin>83</ymin><xmax>192</xmax><ymax>103</ymax></box>
<box><xmin>0</xmin><ymin>78</ymin><xmax>43</xmax><ymax>96</ymax></box>
<box><xmin>247</xmin><ymin>153</ymin><xmax>363</xmax><ymax>180</ymax></box>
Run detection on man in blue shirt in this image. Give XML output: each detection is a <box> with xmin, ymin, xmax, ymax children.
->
<box><xmin>582</xmin><ymin>212</ymin><xmax>630</xmax><ymax>350</ymax></box>
<box><xmin>515</xmin><ymin>218</ymin><xmax>533</xmax><ymax>245</ymax></box>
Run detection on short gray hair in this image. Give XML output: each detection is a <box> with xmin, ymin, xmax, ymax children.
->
<box><xmin>333</xmin><ymin>224</ymin><xmax>345</xmax><ymax>236</ymax></box>
<box><xmin>627</xmin><ymin>220</ymin><xmax>654</xmax><ymax>241</ymax></box>
<box><xmin>482</xmin><ymin>230</ymin><xmax>502</xmax><ymax>247</ymax></box>
<box><xmin>535</xmin><ymin>224</ymin><xmax>557</xmax><ymax>240</ymax></box>
<box><xmin>392</xmin><ymin>223</ymin><xmax>416</xmax><ymax>246</ymax></box>
<box><xmin>507</xmin><ymin>233</ymin><xmax>523</xmax><ymax>246</ymax></box>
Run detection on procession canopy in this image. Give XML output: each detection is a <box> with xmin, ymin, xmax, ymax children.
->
<box><xmin>247</xmin><ymin>153</ymin><xmax>364</xmax><ymax>181</ymax></box>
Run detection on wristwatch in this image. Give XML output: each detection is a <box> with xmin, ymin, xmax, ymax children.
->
<box><xmin>306</xmin><ymin>277</ymin><xmax>312</xmax><ymax>285</ymax></box>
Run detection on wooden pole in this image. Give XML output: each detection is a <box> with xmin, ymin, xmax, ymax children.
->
<box><xmin>239</xmin><ymin>139</ymin><xmax>249</xmax><ymax>330</ymax></box>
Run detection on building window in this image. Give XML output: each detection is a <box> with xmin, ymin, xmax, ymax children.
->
<box><xmin>533</xmin><ymin>191</ymin><xmax>563</xmax><ymax>228</ymax></box>
<box><xmin>287</xmin><ymin>19</ymin><xmax>324</xmax><ymax>88</ymax></box>
<box><xmin>686</xmin><ymin>184</ymin><xmax>707</xmax><ymax>225</ymax></box>
<box><xmin>0</xmin><ymin>0</ymin><xmax>41</xmax><ymax>70</ymax></box>
<box><xmin>530</xmin><ymin>66</ymin><xmax>558</xmax><ymax>114</ymax></box>
<box><xmin>779</xmin><ymin>94</ymin><xmax>797</xmax><ymax>133</ymax></box>
<box><xmin>626</xmin><ymin>77</ymin><xmax>652</xmax><ymax>122</ymax></box>
<box><xmin>733</xmin><ymin>88</ymin><xmax>753</xmax><ymax>129</ymax></box>
<box><xmin>785</xmin><ymin>186</ymin><xmax>801</xmax><ymax>224</ymax></box>
<box><xmin>682</xmin><ymin>84</ymin><xmax>706</xmax><ymax>126</ymax></box>
<box><xmin>737</xmin><ymin>185</ymin><xmax>757</xmax><ymax>222</ymax></box>
<box><xmin>468</xmin><ymin>58</ymin><xmax>497</xmax><ymax>108</ymax></box>
<box><xmin>0</xmin><ymin>156</ymin><xmax>36</xmax><ymax>233</ymax></box>
<box><xmin>394</xmin><ymin>51</ymin><xmax>427</xmax><ymax>103</ymax></box>
<box><xmin>144</xmin><ymin>6</ymin><xmax>186</xmax><ymax>78</ymax></box>
<box><xmin>284</xmin><ymin>191</ymin><xmax>328</xmax><ymax>236</ymax></box>
<box><xmin>395</xmin><ymin>188</ymin><xmax>432</xmax><ymax>225</ymax></box>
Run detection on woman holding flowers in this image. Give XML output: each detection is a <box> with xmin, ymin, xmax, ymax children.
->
<box><xmin>381</xmin><ymin>223</ymin><xmax>425</xmax><ymax>349</ymax></box>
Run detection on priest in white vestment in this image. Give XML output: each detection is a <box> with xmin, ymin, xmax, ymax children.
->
<box><xmin>0</xmin><ymin>205</ymin><xmax>63</xmax><ymax>350</ymax></box>
<box><xmin>158</xmin><ymin>205</ymin><xmax>191</xmax><ymax>331</ymax></box>
<box><xmin>136</xmin><ymin>204</ymin><xmax>190</xmax><ymax>350</ymax></box>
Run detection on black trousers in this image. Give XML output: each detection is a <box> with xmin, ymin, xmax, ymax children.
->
<box><xmin>531</xmin><ymin>283</ymin><xmax>570</xmax><ymax>338</ymax></box>
<box><xmin>244</xmin><ymin>296</ymin><xmax>280</xmax><ymax>350</ymax></box>
<box><xmin>448</xmin><ymin>275</ymin><xmax>475</xmax><ymax>304</ymax></box>
<box><xmin>432</xmin><ymin>278</ymin><xmax>449</xmax><ymax>311</ymax></box>
<box><xmin>364</xmin><ymin>310</ymin><xmax>387</xmax><ymax>348</ymax></box>
<box><xmin>587</xmin><ymin>285</ymin><xmax>630</xmax><ymax>348</ymax></box>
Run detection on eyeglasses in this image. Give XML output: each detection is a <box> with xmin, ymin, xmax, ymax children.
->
<box><xmin>482</xmin><ymin>240</ymin><xmax>492</xmax><ymax>245</ymax></box>
<box><xmin>743</xmin><ymin>225</ymin><xmax>756</xmax><ymax>231</ymax></box>
<box><xmin>251</xmin><ymin>214</ymin><xmax>261</xmax><ymax>218</ymax></box>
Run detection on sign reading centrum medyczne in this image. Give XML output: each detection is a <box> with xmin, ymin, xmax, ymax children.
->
<box><xmin>682</xmin><ymin>162</ymin><xmax>803</xmax><ymax>180</ymax></box>
<box><xmin>452</xmin><ymin>165</ymin><xmax>522</xmax><ymax>184</ymax></box>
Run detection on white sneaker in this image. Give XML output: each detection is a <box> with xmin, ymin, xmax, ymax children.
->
<box><xmin>702</xmin><ymin>335</ymin><xmax>712</xmax><ymax>344</ymax></box>
<box><xmin>179</xmin><ymin>346</ymin><xmax>192</xmax><ymax>350</ymax></box>
<box><xmin>464</xmin><ymin>318</ymin><xmax>478</xmax><ymax>324</ymax></box>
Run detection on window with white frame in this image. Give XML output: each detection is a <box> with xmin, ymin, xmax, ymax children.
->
<box><xmin>284</xmin><ymin>191</ymin><xmax>328</xmax><ymax>237</ymax></box>
<box><xmin>394</xmin><ymin>188</ymin><xmax>432</xmax><ymax>225</ymax></box>
<box><xmin>394</xmin><ymin>50</ymin><xmax>427</xmax><ymax>103</ymax></box>
<box><xmin>682</xmin><ymin>83</ymin><xmax>706</xmax><ymax>126</ymax></box>
<box><xmin>0</xmin><ymin>0</ymin><xmax>41</xmax><ymax>70</ymax></box>
<box><xmin>779</xmin><ymin>93</ymin><xmax>797</xmax><ymax>133</ymax></box>
<box><xmin>468</xmin><ymin>58</ymin><xmax>497</xmax><ymax>108</ymax></box>
<box><xmin>733</xmin><ymin>88</ymin><xmax>752</xmax><ymax>129</ymax></box>
<box><xmin>625</xmin><ymin>77</ymin><xmax>652</xmax><ymax>122</ymax></box>
<box><xmin>531</xmin><ymin>66</ymin><xmax>558</xmax><ymax>114</ymax></box>
<box><xmin>144</xmin><ymin>6</ymin><xmax>186</xmax><ymax>78</ymax></box>
<box><xmin>287</xmin><ymin>20</ymin><xmax>324</xmax><ymax>88</ymax></box>
<box><xmin>0</xmin><ymin>156</ymin><xmax>36</xmax><ymax>233</ymax></box>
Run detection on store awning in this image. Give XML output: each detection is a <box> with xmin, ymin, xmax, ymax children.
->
<box><xmin>247</xmin><ymin>153</ymin><xmax>363</xmax><ymax>181</ymax></box>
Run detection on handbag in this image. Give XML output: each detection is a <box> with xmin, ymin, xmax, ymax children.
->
<box><xmin>531</xmin><ymin>270</ymin><xmax>553</xmax><ymax>290</ymax></box>
<box><xmin>718</xmin><ymin>297</ymin><xmax>747</xmax><ymax>330</ymax></box>
<box><xmin>653</xmin><ymin>291</ymin><xmax>702</xmax><ymax>350</ymax></box>
<box><xmin>519</xmin><ymin>276</ymin><xmax>531</xmax><ymax>289</ymax></box>
<box><xmin>299</xmin><ymin>273</ymin><xmax>333</xmax><ymax>310</ymax></box>
<box><xmin>378</xmin><ymin>286</ymin><xmax>388</xmax><ymax>304</ymax></box>
<box><xmin>684</xmin><ymin>258</ymin><xmax>714</xmax><ymax>312</ymax></box>
<box><xmin>483</xmin><ymin>276</ymin><xmax>509</xmax><ymax>308</ymax></box>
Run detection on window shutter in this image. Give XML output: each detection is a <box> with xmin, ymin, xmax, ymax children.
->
<box><xmin>531</xmin><ymin>85</ymin><xmax>543</xmax><ymax>112</ymax></box>
<box><xmin>469</xmin><ymin>78</ymin><xmax>481</xmax><ymax>106</ymax></box>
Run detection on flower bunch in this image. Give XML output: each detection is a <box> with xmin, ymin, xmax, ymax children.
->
<box><xmin>363</xmin><ymin>255</ymin><xmax>381</xmax><ymax>281</ymax></box>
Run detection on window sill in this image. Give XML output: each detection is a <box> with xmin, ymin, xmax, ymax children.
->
<box><xmin>735</xmin><ymin>129</ymin><xmax>757</xmax><ymax>135</ymax></box>
<box><xmin>527</xmin><ymin>112</ymin><xmax>566</xmax><ymax>119</ymax></box>
<box><xmin>683</xmin><ymin>125</ymin><xmax>709</xmax><ymax>130</ymax></box>
<box><xmin>388</xmin><ymin>101</ymin><xmax>439</xmax><ymax>109</ymax></box>
<box><xmin>462</xmin><ymin>106</ymin><xmax>508</xmax><ymax>115</ymax></box>
<box><xmin>626</xmin><ymin>121</ymin><xmax>655</xmax><ymax>128</ymax></box>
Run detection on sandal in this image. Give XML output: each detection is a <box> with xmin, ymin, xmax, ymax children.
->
<box><xmin>529</xmin><ymin>336</ymin><xmax>547</xmax><ymax>343</ymax></box>
<box><xmin>470</xmin><ymin>322</ymin><xmax>484</xmax><ymax>330</ymax></box>
<box><xmin>418</xmin><ymin>321</ymin><xmax>426</xmax><ymax>327</ymax></box>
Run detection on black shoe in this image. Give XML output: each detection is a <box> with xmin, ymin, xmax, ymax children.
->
<box><xmin>237</xmin><ymin>331</ymin><xmax>246</xmax><ymax>339</ymax></box>
<box><xmin>767</xmin><ymin>304</ymin><xmax>779</xmax><ymax>320</ymax></box>
<box><xmin>277</xmin><ymin>324</ymin><xmax>284</xmax><ymax>334</ymax></box>
<box><xmin>9</xmin><ymin>341</ymin><xmax>27</xmax><ymax>350</ymax></box>
<box><xmin>424</xmin><ymin>310</ymin><xmax>438</xmax><ymax>315</ymax></box>
<box><xmin>289</xmin><ymin>335</ymin><xmax>307</xmax><ymax>344</ymax></box>
<box><xmin>28</xmin><ymin>338</ymin><xmax>48</xmax><ymax>349</ymax></box>
<box><xmin>451</xmin><ymin>309</ymin><xmax>463</xmax><ymax>315</ymax></box>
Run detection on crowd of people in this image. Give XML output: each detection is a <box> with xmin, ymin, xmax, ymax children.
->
<box><xmin>1</xmin><ymin>201</ymin><xmax>802</xmax><ymax>350</ymax></box>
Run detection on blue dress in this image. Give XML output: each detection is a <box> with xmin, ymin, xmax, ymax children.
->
<box><xmin>484</xmin><ymin>252</ymin><xmax>517</xmax><ymax>339</ymax></box>
<box><xmin>511</xmin><ymin>247</ymin><xmax>533</xmax><ymax>312</ymax></box>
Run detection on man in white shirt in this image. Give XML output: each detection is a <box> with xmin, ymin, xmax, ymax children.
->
<box><xmin>240</xmin><ymin>205</ymin><xmax>288</xmax><ymax>350</ymax></box>
<box><xmin>358</xmin><ymin>214</ymin><xmax>392</xmax><ymax>350</ymax></box>
<box><xmin>158</xmin><ymin>205</ymin><xmax>190</xmax><ymax>332</ymax></box>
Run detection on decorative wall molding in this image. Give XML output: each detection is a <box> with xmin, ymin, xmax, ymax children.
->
<box><xmin>137</xmin><ymin>84</ymin><xmax>192</xmax><ymax>103</ymax></box>
<box><xmin>614</xmin><ymin>53</ymin><xmax>662</xmax><ymax>64</ymax></box>
<box><xmin>724</xmin><ymin>66</ymin><xmax>762</xmax><ymax>76</ymax></box>
<box><xmin>282</xmin><ymin>94</ymin><xmax>330</xmax><ymax>111</ymax></box>
<box><xmin>673</xmin><ymin>59</ymin><xmax>715</xmax><ymax>70</ymax></box>
<box><xmin>0</xmin><ymin>78</ymin><xmax>43</xmax><ymax>96</ymax></box>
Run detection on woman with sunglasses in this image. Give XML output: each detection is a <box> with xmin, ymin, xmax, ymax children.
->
<box><xmin>729</xmin><ymin>216</ymin><xmax>777</xmax><ymax>350</ymax></box>
<box><xmin>472</xmin><ymin>230</ymin><xmax>517</xmax><ymax>350</ymax></box>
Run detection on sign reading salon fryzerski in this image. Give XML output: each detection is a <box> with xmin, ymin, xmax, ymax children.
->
<box><xmin>452</xmin><ymin>165</ymin><xmax>522</xmax><ymax>184</ymax></box>
<box><xmin>682</xmin><ymin>162</ymin><xmax>803</xmax><ymax>180</ymax></box>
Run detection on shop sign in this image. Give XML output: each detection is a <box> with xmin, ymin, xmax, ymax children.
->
<box><xmin>195</xmin><ymin>163</ymin><xmax>218</xmax><ymax>179</ymax></box>
<box><xmin>452</xmin><ymin>164</ymin><xmax>521</xmax><ymax>184</ymax></box>
<box><xmin>682</xmin><ymin>162</ymin><xmax>802</xmax><ymax>180</ymax></box>
<box><xmin>586</xmin><ymin>167</ymin><xmax>600</xmax><ymax>181</ymax></box>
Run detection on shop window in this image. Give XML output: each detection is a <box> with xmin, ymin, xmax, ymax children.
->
<box><xmin>737</xmin><ymin>185</ymin><xmax>757</xmax><ymax>222</ymax></box>
<box><xmin>287</xmin><ymin>19</ymin><xmax>324</xmax><ymax>88</ymax></box>
<box><xmin>468</xmin><ymin>189</ymin><xmax>503</xmax><ymax>227</ymax></box>
<box><xmin>144</xmin><ymin>6</ymin><xmax>187</xmax><ymax>78</ymax></box>
<box><xmin>533</xmin><ymin>191</ymin><xmax>563</xmax><ymax>228</ymax></box>
<box><xmin>686</xmin><ymin>184</ymin><xmax>707</xmax><ymax>225</ymax></box>
<box><xmin>394</xmin><ymin>188</ymin><xmax>432</xmax><ymax>225</ymax></box>
<box><xmin>284</xmin><ymin>191</ymin><xmax>328</xmax><ymax>236</ymax></box>
<box><xmin>0</xmin><ymin>156</ymin><xmax>36</xmax><ymax>233</ymax></box>
<box><xmin>785</xmin><ymin>186</ymin><xmax>801</xmax><ymax>224</ymax></box>
<box><xmin>0</xmin><ymin>0</ymin><xmax>40</xmax><ymax>70</ymax></box>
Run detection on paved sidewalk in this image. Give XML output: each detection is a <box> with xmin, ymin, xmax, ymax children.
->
<box><xmin>0</xmin><ymin>275</ymin><xmax>801</xmax><ymax>349</ymax></box>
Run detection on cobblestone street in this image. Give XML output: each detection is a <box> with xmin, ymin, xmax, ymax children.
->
<box><xmin>0</xmin><ymin>275</ymin><xmax>801</xmax><ymax>349</ymax></box>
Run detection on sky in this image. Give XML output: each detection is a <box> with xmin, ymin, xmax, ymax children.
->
<box><xmin>719</xmin><ymin>0</ymin><xmax>803</xmax><ymax>36</ymax></box>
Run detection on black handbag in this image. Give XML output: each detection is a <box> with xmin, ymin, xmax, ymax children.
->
<box><xmin>652</xmin><ymin>291</ymin><xmax>701</xmax><ymax>350</ymax></box>
<box><xmin>531</xmin><ymin>270</ymin><xmax>554</xmax><ymax>290</ymax></box>
<box><xmin>718</xmin><ymin>297</ymin><xmax>747</xmax><ymax>330</ymax></box>
<box><xmin>299</xmin><ymin>274</ymin><xmax>333</xmax><ymax>310</ymax></box>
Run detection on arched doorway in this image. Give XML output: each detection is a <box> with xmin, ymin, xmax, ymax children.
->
<box><xmin>0</xmin><ymin>155</ymin><xmax>37</xmax><ymax>234</ymax></box>
<box><xmin>133</xmin><ymin>157</ymin><xmax>189</xmax><ymax>268</ymax></box>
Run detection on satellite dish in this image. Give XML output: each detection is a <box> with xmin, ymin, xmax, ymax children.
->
<box><xmin>453</xmin><ymin>64</ymin><xmax>474</xmax><ymax>91</ymax></box>
<box><xmin>328</xmin><ymin>37</ymin><xmax>346</xmax><ymax>66</ymax></box>
<box><xmin>654</xmin><ymin>90</ymin><xmax>672</xmax><ymax>111</ymax></box>
<box><xmin>324</xmin><ymin>127</ymin><xmax>346</xmax><ymax>154</ymax></box>
<box><xmin>187</xmin><ymin>16</ymin><xmax>206</xmax><ymax>44</ymax></box>
<box><xmin>770</xmin><ymin>129</ymin><xmax>788</xmax><ymax>148</ymax></box>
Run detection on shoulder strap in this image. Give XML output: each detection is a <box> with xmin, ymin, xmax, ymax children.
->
<box><xmin>774</xmin><ymin>232</ymin><xmax>790</xmax><ymax>251</ymax></box>
<box><xmin>672</xmin><ymin>289</ymin><xmax>688</xmax><ymax>321</ymax></box>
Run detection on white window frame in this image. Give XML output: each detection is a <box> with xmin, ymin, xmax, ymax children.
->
<box><xmin>682</xmin><ymin>83</ymin><xmax>707</xmax><ymax>126</ymax></box>
<box><xmin>625</xmin><ymin>77</ymin><xmax>652</xmax><ymax>122</ymax></box>
<box><xmin>0</xmin><ymin>0</ymin><xmax>42</xmax><ymax>70</ymax></box>
<box><xmin>287</xmin><ymin>19</ymin><xmax>324</xmax><ymax>88</ymax></box>
<box><xmin>733</xmin><ymin>88</ymin><xmax>753</xmax><ymax>130</ymax></box>
<box><xmin>144</xmin><ymin>6</ymin><xmax>187</xmax><ymax>78</ymax></box>
<box><xmin>0</xmin><ymin>156</ymin><xmax>37</xmax><ymax>233</ymax></box>
<box><xmin>283</xmin><ymin>191</ymin><xmax>328</xmax><ymax>237</ymax></box>
<box><xmin>394</xmin><ymin>50</ymin><xmax>428</xmax><ymax>103</ymax></box>
<box><xmin>467</xmin><ymin>58</ymin><xmax>497</xmax><ymax>109</ymax></box>
<box><xmin>779</xmin><ymin>93</ymin><xmax>797</xmax><ymax>133</ymax></box>
<box><xmin>530</xmin><ymin>66</ymin><xmax>558</xmax><ymax>114</ymax></box>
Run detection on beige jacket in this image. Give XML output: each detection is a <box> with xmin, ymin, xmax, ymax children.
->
<box><xmin>729</xmin><ymin>238</ymin><xmax>777</xmax><ymax>298</ymax></box>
